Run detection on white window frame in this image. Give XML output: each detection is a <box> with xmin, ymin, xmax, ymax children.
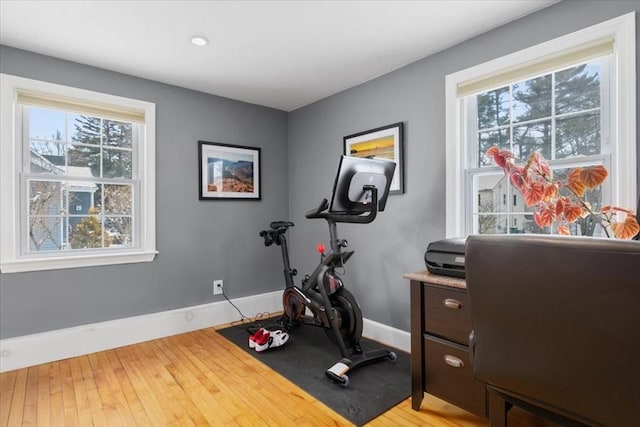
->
<box><xmin>445</xmin><ymin>12</ymin><xmax>636</xmax><ymax>238</ymax></box>
<box><xmin>1</xmin><ymin>74</ymin><xmax>157</xmax><ymax>273</ymax></box>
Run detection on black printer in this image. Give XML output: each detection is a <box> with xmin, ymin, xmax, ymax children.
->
<box><xmin>424</xmin><ymin>238</ymin><xmax>466</xmax><ymax>278</ymax></box>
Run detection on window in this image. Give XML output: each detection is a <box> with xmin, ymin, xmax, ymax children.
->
<box><xmin>471</xmin><ymin>59</ymin><xmax>609</xmax><ymax>236</ymax></box>
<box><xmin>445</xmin><ymin>13</ymin><xmax>636</xmax><ymax>238</ymax></box>
<box><xmin>1</xmin><ymin>75</ymin><xmax>156</xmax><ymax>272</ymax></box>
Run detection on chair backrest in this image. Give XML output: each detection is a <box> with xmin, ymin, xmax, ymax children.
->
<box><xmin>466</xmin><ymin>234</ymin><xmax>640</xmax><ymax>427</ymax></box>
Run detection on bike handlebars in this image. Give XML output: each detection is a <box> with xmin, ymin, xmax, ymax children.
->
<box><xmin>305</xmin><ymin>199</ymin><xmax>329</xmax><ymax>219</ymax></box>
<box><xmin>260</xmin><ymin>186</ymin><xmax>379</xmax><ymax>248</ymax></box>
<box><xmin>305</xmin><ymin>186</ymin><xmax>379</xmax><ymax>224</ymax></box>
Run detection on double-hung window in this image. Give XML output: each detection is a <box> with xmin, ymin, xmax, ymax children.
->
<box><xmin>445</xmin><ymin>13</ymin><xmax>636</xmax><ymax>238</ymax></box>
<box><xmin>1</xmin><ymin>75</ymin><xmax>156</xmax><ymax>272</ymax></box>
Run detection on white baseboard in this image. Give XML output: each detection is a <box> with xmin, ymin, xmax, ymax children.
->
<box><xmin>0</xmin><ymin>291</ymin><xmax>282</xmax><ymax>373</ymax></box>
<box><xmin>0</xmin><ymin>291</ymin><xmax>410</xmax><ymax>373</ymax></box>
<box><xmin>362</xmin><ymin>317</ymin><xmax>410</xmax><ymax>353</ymax></box>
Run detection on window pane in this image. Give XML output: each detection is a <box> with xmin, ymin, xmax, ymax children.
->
<box><xmin>28</xmin><ymin>181</ymin><xmax>66</xmax><ymax>253</ymax></box>
<box><xmin>477</xmin><ymin>87</ymin><xmax>509</xmax><ymax>129</ymax></box>
<box><xmin>513</xmin><ymin>75</ymin><xmax>552</xmax><ymax>123</ymax></box>
<box><xmin>68</xmin><ymin>143</ymin><xmax>100</xmax><ymax>176</ymax></box>
<box><xmin>555</xmin><ymin>62</ymin><xmax>600</xmax><ymax>115</ymax></box>
<box><xmin>69</xmin><ymin>214</ymin><xmax>108</xmax><ymax>249</ymax></box>
<box><xmin>29</xmin><ymin>141</ymin><xmax>66</xmax><ymax>174</ymax></box>
<box><xmin>478</xmin><ymin>128</ymin><xmax>509</xmax><ymax>167</ymax></box>
<box><xmin>474</xmin><ymin>174</ymin><xmax>503</xmax><ymax>234</ymax></box>
<box><xmin>474</xmin><ymin>174</ymin><xmax>504</xmax><ymax>213</ymax></box>
<box><xmin>104</xmin><ymin>184</ymin><xmax>132</xmax><ymax>215</ymax></box>
<box><xmin>28</xmin><ymin>216</ymin><xmax>65</xmax><ymax>251</ymax></box>
<box><xmin>28</xmin><ymin>107</ymin><xmax>66</xmax><ymax>174</ymax></box>
<box><xmin>103</xmin><ymin>149</ymin><xmax>132</xmax><ymax>179</ymax></box>
<box><xmin>71</xmin><ymin>115</ymin><xmax>101</xmax><ymax>145</ymax></box>
<box><xmin>68</xmin><ymin>185</ymin><xmax>99</xmax><ymax>216</ymax></box>
<box><xmin>555</xmin><ymin>111</ymin><xmax>600</xmax><ymax>158</ymax></box>
<box><xmin>29</xmin><ymin>107</ymin><xmax>66</xmax><ymax>141</ymax></box>
<box><xmin>513</xmin><ymin>120</ymin><xmax>552</xmax><ymax>160</ymax></box>
<box><xmin>29</xmin><ymin>181</ymin><xmax>65</xmax><ymax>215</ymax></box>
<box><xmin>106</xmin><ymin>216</ymin><xmax>132</xmax><ymax>247</ymax></box>
<box><xmin>103</xmin><ymin>119</ymin><xmax>133</xmax><ymax>149</ymax></box>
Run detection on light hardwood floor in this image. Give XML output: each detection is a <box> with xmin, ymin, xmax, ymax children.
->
<box><xmin>0</xmin><ymin>319</ymin><xmax>555</xmax><ymax>426</ymax></box>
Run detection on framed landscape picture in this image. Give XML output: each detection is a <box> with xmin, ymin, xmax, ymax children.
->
<box><xmin>198</xmin><ymin>140</ymin><xmax>261</xmax><ymax>200</ymax></box>
<box><xmin>343</xmin><ymin>122</ymin><xmax>404</xmax><ymax>194</ymax></box>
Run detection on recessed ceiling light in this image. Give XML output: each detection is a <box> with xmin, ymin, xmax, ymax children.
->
<box><xmin>190</xmin><ymin>36</ymin><xmax>209</xmax><ymax>47</ymax></box>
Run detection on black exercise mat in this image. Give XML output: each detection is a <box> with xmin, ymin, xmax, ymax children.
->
<box><xmin>217</xmin><ymin>320</ymin><xmax>410</xmax><ymax>426</ymax></box>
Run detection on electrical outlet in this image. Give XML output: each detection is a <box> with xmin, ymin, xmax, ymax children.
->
<box><xmin>213</xmin><ymin>279</ymin><xmax>223</xmax><ymax>295</ymax></box>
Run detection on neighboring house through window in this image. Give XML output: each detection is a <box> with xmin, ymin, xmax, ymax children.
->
<box><xmin>0</xmin><ymin>74</ymin><xmax>157</xmax><ymax>272</ymax></box>
<box><xmin>445</xmin><ymin>13</ymin><xmax>636</xmax><ymax>238</ymax></box>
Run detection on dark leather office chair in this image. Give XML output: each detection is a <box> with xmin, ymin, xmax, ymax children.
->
<box><xmin>466</xmin><ymin>234</ymin><xmax>640</xmax><ymax>427</ymax></box>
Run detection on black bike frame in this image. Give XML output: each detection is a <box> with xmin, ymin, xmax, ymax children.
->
<box><xmin>262</xmin><ymin>186</ymin><xmax>379</xmax><ymax>358</ymax></box>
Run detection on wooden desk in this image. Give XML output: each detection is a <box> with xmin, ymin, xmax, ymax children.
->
<box><xmin>405</xmin><ymin>270</ymin><xmax>487</xmax><ymax>417</ymax></box>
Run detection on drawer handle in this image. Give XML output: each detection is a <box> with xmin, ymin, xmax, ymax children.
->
<box><xmin>443</xmin><ymin>298</ymin><xmax>462</xmax><ymax>309</ymax></box>
<box><xmin>444</xmin><ymin>355</ymin><xmax>464</xmax><ymax>368</ymax></box>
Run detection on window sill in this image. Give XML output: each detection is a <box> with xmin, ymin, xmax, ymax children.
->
<box><xmin>0</xmin><ymin>250</ymin><xmax>158</xmax><ymax>273</ymax></box>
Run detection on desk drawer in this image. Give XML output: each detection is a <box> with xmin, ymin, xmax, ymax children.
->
<box><xmin>424</xmin><ymin>335</ymin><xmax>486</xmax><ymax>417</ymax></box>
<box><xmin>424</xmin><ymin>284</ymin><xmax>472</xmax><ymax>345</ymax></box>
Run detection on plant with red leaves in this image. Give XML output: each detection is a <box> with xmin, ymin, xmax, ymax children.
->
<box><xmin>485</xmin><ymin>146</ymin><xmax>639</xmax><ymax>239</ymax></box>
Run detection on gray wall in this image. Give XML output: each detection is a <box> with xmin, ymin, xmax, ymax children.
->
<box><xmin>0</xmin><ymin>46</ymin><xmax>289</xmax><ymax>339</ymax></box>
<box><xmin>287</xmin><ymin>1</ymin><xmax>640</xmax><ymax>332</ymax></box>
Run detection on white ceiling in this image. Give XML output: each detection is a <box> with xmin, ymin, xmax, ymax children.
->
<box><xmin>0</xmin><ymin>0</ymin><xmax>558</xmax><ymax>112</ymax></box>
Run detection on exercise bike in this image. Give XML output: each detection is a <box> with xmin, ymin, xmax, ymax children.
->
<box><xmin>258</xmin><ymin>155</ymin><xmax>397</xmax><ymax>387</ymax></box>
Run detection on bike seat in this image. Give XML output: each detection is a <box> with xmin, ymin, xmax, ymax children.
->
<box><xmin>270</xmin><ymin>221</ymin><xmax>294</xmax><ymax>230</ymax></box>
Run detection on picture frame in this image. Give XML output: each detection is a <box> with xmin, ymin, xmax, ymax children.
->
<box><xmin>343</xmin><ymin>122</ymin><xmax>404</xmax><ymax>194</ymax></box>
<box><xmin>198</xmin><ymin>140</ymin><xmax>261</xmax><ymax>200</ymax></box>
